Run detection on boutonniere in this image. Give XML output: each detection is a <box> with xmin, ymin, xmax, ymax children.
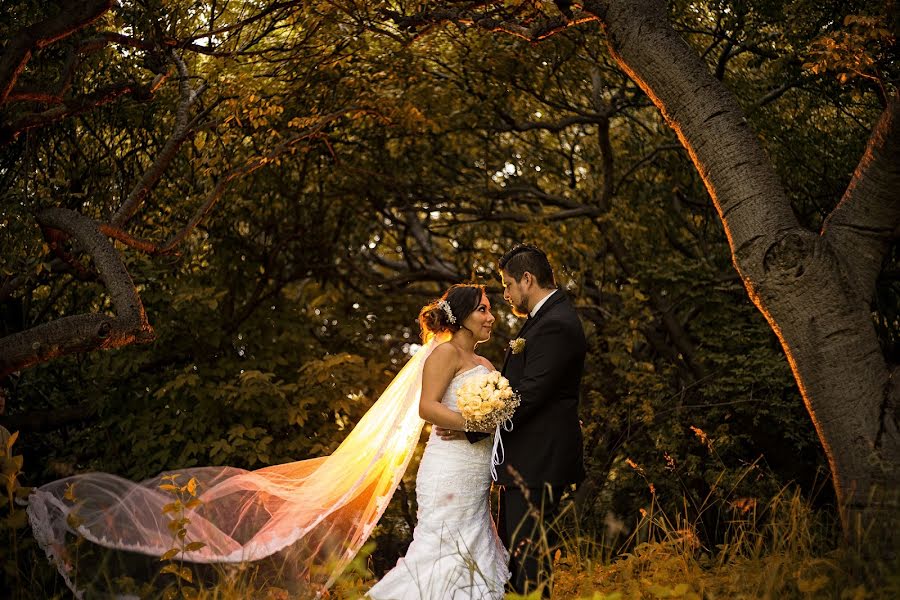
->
<box><xmin>509</xmin><ymin>338</ymin><xmax>526</xmax><ymax>354</ymax></box>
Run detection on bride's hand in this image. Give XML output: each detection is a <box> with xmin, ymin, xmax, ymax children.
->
<box><xmin>433</xmin><ymin>426</ymin><xmax>465</xmax><ymax>441</ymax></box>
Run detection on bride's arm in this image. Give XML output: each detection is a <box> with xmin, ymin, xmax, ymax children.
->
<box><xmin>419</xmin><ymin>345</ymin><xmax>491</xmax><ymax>431</ymax></box>
<box><xmin>419</xmin><ymin>347</ymin><xmax>468</xmax><ymax>430</ymax></box>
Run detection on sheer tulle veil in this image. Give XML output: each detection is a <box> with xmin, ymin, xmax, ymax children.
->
<box><xmin>27</xmin><ymin>333</ymin><xmax>447</xmax><ymax>597</ymax></box>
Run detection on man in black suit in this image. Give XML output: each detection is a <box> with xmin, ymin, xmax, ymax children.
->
<box><xmin>493</xmin><ymin>244</ymin><xmax>586</xmax><ymax>597</ymax></box>
<box><xmin>439</xmin><ymin>244</ymin><xmax>587</xmax><ymax>597</ymax></box>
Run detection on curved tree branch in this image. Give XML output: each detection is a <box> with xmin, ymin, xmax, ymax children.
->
<box><xmin>0</xmin><ymin>208</ymin><xmax>154</xmax><ymax>379</ymax></box>
<box><xmin>110</xmin><ymin>51</ymin><xmax>206</xmax><ymax>227</ymax></box>
<box><xmin>0</xmin><ymin>0</ymin><xmax>114</xmax><ymax>104</ymax></box>
<box><xmin>822</xmin><ymin>91</ymin><xmax>900</xmax><ymax>301</ymax></box>
<box><xmin>1</xmin><ymin>81</ymin><xmax>150</xmax><ymax>145</ymax></box>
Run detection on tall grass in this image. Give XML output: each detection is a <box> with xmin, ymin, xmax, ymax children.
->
<box><xmin>552</xmin><ymin>485</ymin><xmax>900</xmax><ymax>599</ymax></box>
<box><xmin>4</xmin><ymin>424</ymin><xmax>898</xmax><ymax>599</ymax></box>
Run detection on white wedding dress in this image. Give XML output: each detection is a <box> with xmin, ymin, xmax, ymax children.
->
<box><xmin>368</xmin><ymin>365</ymin><xmax>510</xmax><ymax>599</ymax></box>
<box><xmin>27</xmin><ymin>336</ymin><xmax>509</xmax><ymax>598</ymax></box>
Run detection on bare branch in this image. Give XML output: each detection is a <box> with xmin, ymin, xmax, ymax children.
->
<box><xmin>592</xmin><ymin>70</ymin><xmax>614</xmax><ymax>211</ymax></box>
<box><xmin>382</xmin><ymin>3</ymin><xmax>598</xmax><ymax>42</ymax></box>
<box><xmin>110</xmin><ymin>51</ymin><xmax>206</xmax><ymax>227</ymax></box>
<box><xmin>1</xmin><ymin>81</ymin><xmax>151</xmax><ymax>145</ymax></box>
<box><xmin>158</xmin><ymin>110</ymin><xmax>361</xmax><ymax>254</ymax></box>
<box><xmin>5</xmin><ymin>90</ymin><xmax>64</xmax><ymax>104</ymax></box>
<box><xmin>496</xmin><ymin>112</ymin><xmax>604</xmax><ymax>132</ymax></box>
<box><xmin>0</xmin><ymin>0</ymin><xmax>114</xmax><ymax>104</ymax></box>
<box><xmin>747</xmin><ymin>82</ymin><xmax>795</xmax><ymax>114</ymax></box>
<box><xmin>0</xmin><ymin>208</ymin><xmax>154</xmax><ymax>378</ymax></box>
<box><xmin>98</xmin><ymin>225</ymin><xmax>162</xmax><ymax>254</ymax></box>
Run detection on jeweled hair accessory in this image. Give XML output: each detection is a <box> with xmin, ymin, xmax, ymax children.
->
<box><xmin>438</xmin><ymin>299</ymin><xmax>456</xmax><ymax>324</ymax></box>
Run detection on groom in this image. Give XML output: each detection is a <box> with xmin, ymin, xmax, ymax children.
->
<box><xmin>440</xmin><ymin>244</ymin><xmax>587</xmax><ymax>597</ymax></box>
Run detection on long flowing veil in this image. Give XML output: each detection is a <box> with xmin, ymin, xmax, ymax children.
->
<box><xmin>27</xmin><ymin>334</ymin><xmax>444</xmax><ymax>597</ymax></box>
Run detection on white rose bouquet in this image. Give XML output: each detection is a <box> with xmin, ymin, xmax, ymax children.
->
<box><xmin>456</xmin><ymin>370</ymin><xmax>520</xmax><ymax>433</ymax></box>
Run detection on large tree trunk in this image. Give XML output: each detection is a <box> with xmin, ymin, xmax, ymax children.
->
<box><xmin>586</xmin><ymin>0</ymin><xmax>900</xmax><ymax>538</ymax></box>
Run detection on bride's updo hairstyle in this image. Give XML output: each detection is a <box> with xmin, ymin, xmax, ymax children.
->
<box><xmin>418</xmin><ymin>284</ymin><xmax>485</xmax><ymax>341</ymax></box>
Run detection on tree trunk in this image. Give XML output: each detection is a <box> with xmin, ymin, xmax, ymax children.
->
<box><xmin>587</xmin><ymin>0</ymin><xmax>900</xmax><ymax>539</ymax></box>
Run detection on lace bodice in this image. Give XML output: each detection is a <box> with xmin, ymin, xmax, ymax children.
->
<box><xmin>440</xmin><ymin>365</ymin><xmax>491</xmax><ymax>412</ymax></box>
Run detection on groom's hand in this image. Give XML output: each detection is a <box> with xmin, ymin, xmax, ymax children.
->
<box><xmin>434</xmin><ymin>426</ymin><xmax>464</xmax><ymax>441</ymax></box>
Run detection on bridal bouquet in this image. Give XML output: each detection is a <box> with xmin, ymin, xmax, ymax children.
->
<box><xmin>456</xmin><ymin>371</ymin><xmax>520</xmax><ymax>433</ymax></box>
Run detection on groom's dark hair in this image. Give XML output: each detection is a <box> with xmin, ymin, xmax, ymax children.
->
<box><xmin>499</xmin><ymin>244</ymin><xmax>556</xmax><ymax>289</ymax></box>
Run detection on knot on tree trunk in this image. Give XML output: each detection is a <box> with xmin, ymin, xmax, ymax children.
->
<box><xmin>762</xmin><ymin>230</ymin><xmax>814</xmax><ymax>279</ymax></box>
<box><xmin>96</xmin><ymin>321</ymin><xmax>111</xmax><ymax>339</ymax></box>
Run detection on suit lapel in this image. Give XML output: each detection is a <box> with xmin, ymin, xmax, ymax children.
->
<box><xmin>501</xmin><ymin>317</ymin><xmax>528</xmax><ymax>373</ymax></box>
<box><xmin>500</xmin><ymin>291</ymin><xmax>566</xmax><ymax>373</ymax></box>
<box><xmin>525</xmin><ymin>290</ymin><xmax>565</xmax><ymax>331</ymax></box>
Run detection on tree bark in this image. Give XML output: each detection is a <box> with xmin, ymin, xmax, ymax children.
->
<box><xmin>0</xmin><ymin>208</ymin><xmax>155</xmax><ymax>378</ymax></box>
<box><xmin>585</xmin><ymin>0</ymin><xmax>900</xmax><ymax>538</ymax></box>
<box><xmin>0</xmin><ymin>0</ymin><xmax>114</xmax><ymax>104</ymax></box>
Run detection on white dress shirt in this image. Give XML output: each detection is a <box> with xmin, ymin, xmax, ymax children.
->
<box><xmin>529</xmin><ymin>289</ymin><xmax>558</xmax><ymax>318</ymax></box>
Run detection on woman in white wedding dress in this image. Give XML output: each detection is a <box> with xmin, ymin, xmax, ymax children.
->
<box><xmin>27</xmin><ymin>284</ymin><xmax>509</xmax><ymax>599</ymax></box>
<box><xmin>367</xmin><ymin>284</ymin><xmax>510</xmax><ymax>599</ymax></box>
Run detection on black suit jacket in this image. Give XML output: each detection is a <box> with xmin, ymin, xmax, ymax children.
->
<box><xmin>486</xmin><ymin>290</ymin><xmax>587</xmax><ymax>488</ymax></box>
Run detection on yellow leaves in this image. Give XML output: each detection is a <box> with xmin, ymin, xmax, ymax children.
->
<box><xmin>159</xmin><ymin>562</ymin><xmax>193</xmax><ymax>583</ymax></box>
<box><xmin>239</xmin><ymin>370</ymin><xmax>276</xmax><ymax>386</ymax></box>
<box><xmin>288</xmin><ymin>116</ymin><xmax>323</xmax><ymax>129</ymax></box>
<box><xmin>5</xmin><ymin>430</ymin><xmax>18</xmax><ymax>453</ymax></box>
<box><xmin>796</xmin><ymin>574</ymin><xmax>829</xmax><ymax>593</ymax></box>
<box><xmin>160</xmin><ymin>548</ymin><xmax>180</xmax><ymax>561</ymax></box>
<box><xmin>842</xmin><ymin>584</ymin><xmax>868</xmax><ymax>600</ymax></box>
<box><xmin>65</xmin><ymin>511</ymin><xmax>84</xmax><ymax>529</ymax></box>
<box><xmin>803</xmin><ymin>14</ymin><xmax>893</xmax><ymax>84</ymax></box>
<box><xmin>63</xmin><ymin>482</ymin><xmax>77</xmax><ymax>502</ymax></box>
<box><xmin>647</xmin><ymin>582</ymin><xmax>701</xmax><ymax>599</ymax></box>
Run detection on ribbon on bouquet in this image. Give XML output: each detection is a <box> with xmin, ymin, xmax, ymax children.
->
<box><xmin>490</xmin><ymin>417</ymin><xmax>515</xmax><ymax>481</ymax></box>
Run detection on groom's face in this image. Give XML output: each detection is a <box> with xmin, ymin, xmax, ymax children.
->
<box><xmin>501</xmin><ymin>270</ymin><xmax>530</xmax><ymax>318</ymax></box>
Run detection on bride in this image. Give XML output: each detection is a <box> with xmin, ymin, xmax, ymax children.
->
<box><xmin>27</xmin><ymin>283</ymin><xmax>509</xmax><ymax>598</ymax></box>
<box><xmin>368</xmin><ymin>284</ymin><xmax>509</xmax><ymax>599</ymax></box>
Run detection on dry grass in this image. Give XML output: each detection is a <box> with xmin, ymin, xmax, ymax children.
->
<box><xmin>551</xmin><ymin>488</ymin><xmax>899</xmax><ymax>600</ymax></box>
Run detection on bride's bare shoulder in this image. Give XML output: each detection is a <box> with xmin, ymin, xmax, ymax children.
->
<box><xmin>425</xmin><ymin>341</ymin><xmax>461</xmax><ymax>369</ymax></box>
<box><xmin>475</xmin><ymin>354</ymin><xmax>496</xmax><ymax>371</ymax></box>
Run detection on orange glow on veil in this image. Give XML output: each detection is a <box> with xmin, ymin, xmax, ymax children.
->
<box><xmin>27</xmin><ymin>333</ymin><xmax>446</xmax><ymax>597</ymax></box>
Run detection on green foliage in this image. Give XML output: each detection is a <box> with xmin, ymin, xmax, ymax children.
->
<box><xmin>1</xmin><ymin>0</ymin><xmax>897</xmax><ymax>595</ymax></box>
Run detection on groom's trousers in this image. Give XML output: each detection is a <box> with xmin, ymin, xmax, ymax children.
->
<box><xmin>496</xmin><ymin>484</ymin><xmax>565</xmax><ymax>599</ymax></box>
